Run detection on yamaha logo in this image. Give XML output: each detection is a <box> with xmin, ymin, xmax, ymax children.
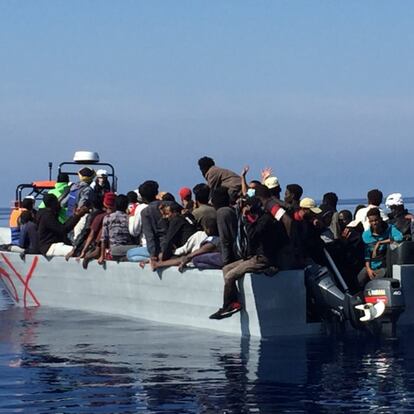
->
<box><xmin>367</xmin><ymin>289</ymin><xmax>386</xmax><ymax>296</ymax></box>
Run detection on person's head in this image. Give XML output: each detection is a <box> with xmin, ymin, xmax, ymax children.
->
<box><xmin>179</xmin><ymin>187</ymin><xmax>192</xmax><ymax>202</ymax></box>
<box><xmin>43</xmin><ymin>194</ymin><xmax>59</xmax><ymax>211</ymax></box>
<box><xmin>198</xmin><ymin>156</ymin><xmax>215</xmax><ymax>177</ymax></box>
<box><xmin>96</xmin><ymin>169</ymin><xmax>109</xmax><ymax>186</ymax></box>
<box><xmin>193</xmin><ymin>183</ymin><xmax>210</xmax><ymax>204</ymax></box>
<box><xmin>103</xmin><ymin>192</ymin><xmax>116</xmax><ymax>211</ymax></box>
<box><xmin>367</xmin><ymin>189</ymin><xmax>383</xmax><ymax>206</ymax></box>
<box><xmin>162</xmin><ymin>202</ymin><xmax>182</xmax><ymax>219</ymax></box>
<box><xmin>22</xmin><ymin>197</ymin><xmax>35</xmax><ymax>210</ymax></box>
<box><xmin>78</xmin><ymin>167</ymin><xmax>95</xmax><ymax>184</ymax></box>
<box><xmin>385</xmin><ymin>193</ymin><xmax>405</xmax><ymax>214</ymax></box>
<box><xmin>254</xmin><ymin>184</ymin><xmax>271</xmax><ymax>202</ymax></box>
<box><xmin>299</xmin><ymin>197</ymin><xmax>322</xmax><ymax>219</ymax></box>
<box><xmin>338</xmin><ymin>209</ymin><xmax>353</xmax><ymax>231</ymax></box>
<box><xmin>127</xmin><ymin>191</ymin><xmax>138</xmax><ymax>204</ymax></box>
<box><xmin>367</xmin><ymin>207</ymin><xmax>385</xmax><ymax>234</ymax></box>
<box><xmin>161</xmin><ymin>192</ymin><xmax>175</xmax><ymax>202</ymax></box>
<box><xmin>322</xmin><ymin>192</ymin><xmax>338</xmax><ymax>208</ymax></box>
<box><xmin>115</xmin><ymin>194</ymin><xmax>129</xmax><ymax>213</ymax></box>
<box><xmin>211</xmin><ymin>187</ymin><xmax>230</xmax><ymax>210</ymax></box>
<box><xmin>248</xmin><ymin>180</ymin><xmax>261</xmax><ymax>189</ymax></box>
<box><xmin>138</xmin><ymin>180</ymin><xmax>159</xmax><ymax>203</ymax></box>
<box><xmin>19</xmin><ymin>210</ymin><xmax>34</xmax><ymax>224</ymax></box>
<box><xmin>285</xmin><ymin>184</ymin><xmax>303</xmax><ymax>204</ymax></box>
<box><xmin>202</xmin><ymin>217</ymin><xmax>218</xmax><ymax>236</ymax></box>
<box><xmin>57</xmin><ymin>173</ymin><xmax>69</xmax><ymax>183</ymax></box>
<box><xmin>264</xmin><ymin>176</ymin><xmax>281</xmax><ymax>199</ymax></box>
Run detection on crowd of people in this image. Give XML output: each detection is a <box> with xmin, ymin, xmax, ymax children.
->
<box><xmin>3</xmin><ymin>157</ymin><xmax>414</xmax><ymax>320</ymax></box>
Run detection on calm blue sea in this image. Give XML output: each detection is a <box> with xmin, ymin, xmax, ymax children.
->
<box><xmin>2</xmin><ymin>202</ymin><xmax>414</xmax><ymax>413</ymax></box>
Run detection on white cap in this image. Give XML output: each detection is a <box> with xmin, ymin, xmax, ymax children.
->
<box><xmin>264</xmin><ymin>176</ymin><xmax>280</xmax><ymax>189</ymax></box>
<box><xmin>96</xmin><ymin>169</ymin><xmax>108</xmax><ymax>177</ymax></box>
<box><xmin>386</xmin><ymin>193</ymin><xmax>404</xmax><ymax>208</ymax></box>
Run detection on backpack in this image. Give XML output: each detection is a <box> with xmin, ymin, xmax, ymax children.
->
<box><xmin>65</xmin><ymin>184</ymin><xmax>80</xmax><ymax>217</ymax></box>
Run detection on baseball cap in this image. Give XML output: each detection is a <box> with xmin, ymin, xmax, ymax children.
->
<box><xmin>385</xmin><ymin>193</ymin><xmax>404</xmax><ymax>208</ymax></box>
<box><xmin>264</xmin><ymin>176</ymin><xmax>280</xmax><ymax>189</ymax></box>
<box><xmin>299</xmin><ymin>197</ymin><xmax>322</xmax><ymax>214</ymax></box>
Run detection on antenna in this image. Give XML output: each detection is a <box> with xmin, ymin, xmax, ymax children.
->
<box><xmin>48</xmin><ymin>162</ymin><xmax>53</xmax><ymax>181</ymax></box>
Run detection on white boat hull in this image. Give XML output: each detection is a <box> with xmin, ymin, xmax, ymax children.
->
<box><xmin>0</xmin><ymin>250</ymin><xmax>322</xmax><ymax>338</ymax></box>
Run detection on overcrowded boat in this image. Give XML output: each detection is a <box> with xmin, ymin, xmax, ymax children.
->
<box><xmin>1</xmin><ymin>151</ymin><xmax>414</xmax><ymax>338</ymax></box>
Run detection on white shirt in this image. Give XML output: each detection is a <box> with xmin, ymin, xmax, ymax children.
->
<box><xmin>349</xmin><ymin>204</ymin><xmax>388</xmax><ymax>231</ymax></box>
<box><xmin>129</xmin><ymin>203</ymin><xmax>148</xmax><ymax>246</ymax></box>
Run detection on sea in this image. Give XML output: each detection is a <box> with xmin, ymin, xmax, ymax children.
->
<box><xmin>1</xmin><ymin>201</ymin><xmax>414</xmax><ymax>414</ymax></box>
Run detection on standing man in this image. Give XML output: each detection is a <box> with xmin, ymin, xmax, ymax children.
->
<box><xmin>198</xmin><ymin>156</ymin><xmax>241</xmax><ymax>202</ymax></box>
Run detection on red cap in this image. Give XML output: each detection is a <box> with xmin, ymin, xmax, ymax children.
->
<box><xmin>179</xmin><ymin>187</ymin><xmax>192</xmax><ymax>201</ymax></box>
<box><xmin>103</xmin><ymin>192</ymin><xmax>116</xmax><ymax>209</ymax></box>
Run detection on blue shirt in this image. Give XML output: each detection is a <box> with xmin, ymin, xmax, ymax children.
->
<box><xmin>362</xmin><ymin>224</ymin><xmax>403</xmax><ymax>269</ymax></box>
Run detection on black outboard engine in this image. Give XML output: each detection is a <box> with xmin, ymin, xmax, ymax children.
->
<box><xmin>363</xmin><ymin>278</ymin><xmax>405</xmax><ymax>336</ymax></box>
<box><xmin>305</xmin><ymin>264</ymin><xmax>405</xmax><ymax>336</ymax></box>
<box><xmin>305</xmin><ymin>265</ymin><xmax>362</xmax><ymax>327</ymax></box>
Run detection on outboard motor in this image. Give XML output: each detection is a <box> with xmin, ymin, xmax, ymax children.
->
<box><xmin>305</xmin><ymin>265</ymin><xmax>362</xmax><ymax>326</ymax></box>
<box><xmin>361</xmin><ymin>278</ymin><xmax>405</xmax><ymax>336</ymax></box>
<box><xmin>305</xmin><ymin>264</ymin><xmax>405</xmax><ymax>336</ymax></box>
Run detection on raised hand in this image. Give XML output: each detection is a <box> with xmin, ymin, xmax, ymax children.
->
<box><xmin>261</xmin><ymin>167</ymin><xmax>272</xmax><ymax>182</ymax></box>
<box><xmin>241</xmin><ymin>165</ymin><xmax>249</xmax><ymax>177</ymax></box>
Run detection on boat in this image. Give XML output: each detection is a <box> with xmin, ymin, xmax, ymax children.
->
<box><xmin>1</xmin><ymin>152</ymin><xmax>414</xmax><ymax>338</ymax></box>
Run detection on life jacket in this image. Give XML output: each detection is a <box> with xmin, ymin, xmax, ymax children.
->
<box><xmin>9</xmin><ymin>207</ymin><xmax>26</xmax><ymax>244</ymax></box>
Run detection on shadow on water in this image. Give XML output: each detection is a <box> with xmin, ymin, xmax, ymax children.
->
<box><xmin>2</xmin><ymin>295</ymin><xmax>414</xmax><ymax>413</ymax></box>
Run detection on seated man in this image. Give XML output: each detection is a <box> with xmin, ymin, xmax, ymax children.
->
<box><xmin>98</xmin><ymin>194</ymin><xmax>138</xmax><ymax>263</ymax></box>
<box><xmin>9</xmin><ymin>197</ymin><xmax>36</xmax><ymax>246</ymax></box>
<box><xmin>152</xmin><ymin>218</ymin><xmax>222</xmax><ymax>271</ymax></box>
<box><xmin>38</xmin><ymin>172</ymin><xmax>70</xmax><ymax>223</ymax></box>
<box><xmin>80</xmin><ymin>192</ymin><xmax>116</xmax><ymax>269</ymax></box>
<box><xmin>18</xmin><ymin>210</ymin><xmax>40</xmax><ymax>255</ymax></box>
<box><xmin>153</xmin><ymin>202</ymin><xmax>197</xmax><ymax>265</ymax></box>
<box><xmin>37</xmin><ymin>194</ymin><xmax>87</xmax><ymax>256</ymax></box>
<box><xmin>357</xmin><ymin>207</ymin><xmax>403</xmax><ymax>288</ymax></box>
<box><xmin>128</xmin><ymin>180</ymin><xmax>166</xmax><ymax>264</ymax></box>
<box><xmin>209</xmin><ymin>197</ymin><xmax>283</xmax><ymax>320</ymax></box>
<box><xmin>319</xmin><ymin>192</ymin><xmax>340</xmax><ymax>240</ymax></box>
<box><xmin>386</xmin><ymin>193</ymin><xmax>414</xmax><ymax>239</ymax></box>
<box><xmin>179</xmin><ymin>187</ymin><xmax>194</xmax><ymax>213</ymax></box>
<box><xmin>192</xmin><ymin>183</ymin><xmax>217</xmax><ymax>230</ymax></box>
<box><xmin>348</xmin><ymin>189</ymin><xmax>388</xmax><ymax>231</ymax></box>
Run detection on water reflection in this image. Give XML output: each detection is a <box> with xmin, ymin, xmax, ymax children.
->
<box><xmin>1</xmin><ymin>295</ymin><xmax>414</xmax><ymax>413</ymax></box>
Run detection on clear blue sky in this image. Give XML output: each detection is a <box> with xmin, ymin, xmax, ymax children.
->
<box><xmin>1</xmin><ymin>1</ymin><xmax>413</xmax><ymax>206</ymax></box>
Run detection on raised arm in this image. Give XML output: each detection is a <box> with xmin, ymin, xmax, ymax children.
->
<box><xmin>240</xmin><ymin>165</ymin><xmax>249</xmax><ymax>196</ymax></box>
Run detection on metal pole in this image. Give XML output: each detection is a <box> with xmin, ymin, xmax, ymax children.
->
<box><xmin>323</xmin><ymin>248</ymin><xmax>349</xmax><ymax>293</ymax></box>
<box><xmin>48</xmin><ymin>162</ymin><xmax>53</xmax><ymax>181</ymax></box>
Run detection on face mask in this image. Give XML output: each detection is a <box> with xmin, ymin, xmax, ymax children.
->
<box><xmin>247</xmin><ymin>188</ymin><xmax>256</xmax><ymax>198</ymax></box>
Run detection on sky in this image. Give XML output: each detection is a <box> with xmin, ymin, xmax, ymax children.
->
<box><xmin>1</xmin><ymin>1</ymin><xmax>413</xmax><ymax>207</ymax></box>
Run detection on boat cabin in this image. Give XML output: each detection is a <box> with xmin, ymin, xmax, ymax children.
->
<box><xmin>13</xmin><ymin>151</ymin><xmax>117</xmax><ymax>206</ymax></box>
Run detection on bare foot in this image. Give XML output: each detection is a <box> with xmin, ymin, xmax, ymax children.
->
<box><xmin>138</xmin><ymin>260</ymin><xmax>148</xmax><ymax>269</ymax></box>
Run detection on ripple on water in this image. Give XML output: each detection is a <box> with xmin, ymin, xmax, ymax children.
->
<box><xmin>2</xmin><ymin>294</ymin><xmax>414</xmax><ymax>413</ymax></box>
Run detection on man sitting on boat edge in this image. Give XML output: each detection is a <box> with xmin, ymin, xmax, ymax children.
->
<box><xmin>209</xmin><ymin>196</ymin><xmax>283</xmax><ymax>320</ymax></box>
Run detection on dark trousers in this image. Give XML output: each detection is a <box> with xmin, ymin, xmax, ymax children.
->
<box><xmin>222</xmin><ymin>255</ymin><xmax>270</xmax><ymax>307</ymax></box>
<box><xmin>357</xmin><ymin>267</ymin><xmax>386</xmax><ymax>289</ymax></box>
